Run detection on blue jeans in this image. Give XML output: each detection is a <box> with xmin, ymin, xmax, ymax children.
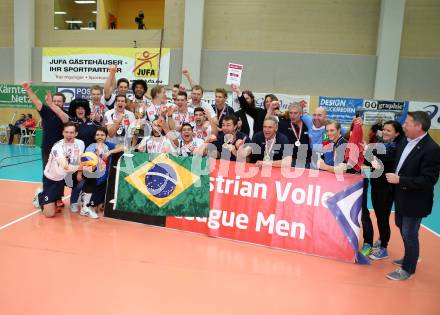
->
<box><xmin>70</xmin><ymin>180</ymin><xmax>84</xmax><ymax>205</ymax></box>
<box><xmin>395</xmin><ymin>213</ymin><xmax>422</xmax><ymax>274</ymax></box>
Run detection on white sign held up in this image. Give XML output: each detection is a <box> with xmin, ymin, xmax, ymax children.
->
<box><xmin>226</xmin><ymin>63</ymin><xmax>243</xmax><ymax>86</ymax></box>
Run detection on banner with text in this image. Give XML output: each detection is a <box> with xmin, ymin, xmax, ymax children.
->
<box><xmin>359</xmin><ymin>99</ymin><xmax>408</xmax><ymax>125</ymax></box>
<box><xmin>318</xmin><ymin>96</ymin><xmax>363</xmax><ymax>124</ymax></box>
<box><xmin>0</xmin><ymin>84</ymin><xmax>56</xmax><ymax>109</ymax></box>
<box><xmin>408</xmin><ymin>101</ymin><xmax>440</xmax><ymax>130</ymax></box>
<box><xmin>42</xmin><ymin>47</ymin><xmax>170</xmax><ymax>84</ymax></box>
<box><xmin>232</xmin><ymin>93</ymin><xmax>310</xmax><ymax>112</ymax></box>
<box><xmin>166</xmin><ymin>160</ymin><xmax>363</xmax><ymax>263</ymax></box>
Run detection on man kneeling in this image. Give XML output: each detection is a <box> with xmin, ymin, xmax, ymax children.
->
<box><xmin>32</xmin><ymin>122</ymin><xmax>85</xmax><ymax>217</ymax></box>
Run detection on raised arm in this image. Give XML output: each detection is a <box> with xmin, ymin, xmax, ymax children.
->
<box><xmin>104</xmin><ymin>65</ymin><xmax>117</xmax><ymax>99</ymax></box>
<box><xmin>45</xmin><ymin>92</ymin><xmax>69</xmax><ymax>123</ymax></box>
<box><xmin>182</xmin><ymin>69</ymin><xmax>196</xmax><ymax>88</ymax></box>
<box><xmin>21</xmin><ymin>82</ymin><xmax>43</xmax><ymax>111</ymax></box>
<box><xmin>206</xmin><ymin>110</ymin><xmax>219</xmax><ymax>136</ymax></box>
<box><xmin>230</xmin><ymin>84</ymin><xmax>247</xmax><ymax>109</ymax></box>
<box><xmin>165</xmin><ymin>106</ymin><xmax>176</xmax><ymax>132</ymax></box>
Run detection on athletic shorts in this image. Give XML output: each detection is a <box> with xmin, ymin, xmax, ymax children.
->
<box><xmin>89</xmin><ymin>183</ymin><xmax>107</xmax><ymax>207</ymax></box>
<box><xmin>38</xmin><ymin>175</ymin><xmax>65</xmax><ymax>206</ymax></box>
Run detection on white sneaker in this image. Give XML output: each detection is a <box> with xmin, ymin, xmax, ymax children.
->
<box><xmin>70</xmin><ymin>203</ymin><xmax>79</xmax><ymax>213</ymax></box>
<box><xmin>32</xmin><ymin>188</ymin><xmax>43</xmax><ymax>209</ymax></box>
<box><xmin>80</xmin><ymin>207</ymin><xmax>99</xmax><ymax>219</ymax></box>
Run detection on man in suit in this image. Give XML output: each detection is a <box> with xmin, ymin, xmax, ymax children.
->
<box><xmin>385</xmin><ymin>111</ymin><xmax>440</xmax><ymax>280</ymax></box>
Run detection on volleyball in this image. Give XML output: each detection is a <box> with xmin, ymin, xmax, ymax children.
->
<box><xmin>80</xmin><ymin>152</ymin><xmax>99</xmax><ymax>167</ymax></box>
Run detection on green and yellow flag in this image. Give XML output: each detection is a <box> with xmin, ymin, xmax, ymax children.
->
<box><xmin>115</xmin><ymin>152</ymin><xmax>210</xmax><ymax>217</ymax></box>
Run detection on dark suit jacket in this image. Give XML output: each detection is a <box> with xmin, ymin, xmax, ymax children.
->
<box><xmin>234</xmin><ymin>95</ymin><xmax>265</xmax><ymax>137</ymax></box>
<box><xmin>393</xmin><ymin>134</ymin><xmax>440</xmax><ymax>217</ymax></box>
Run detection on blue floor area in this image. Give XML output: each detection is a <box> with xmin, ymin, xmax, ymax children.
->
<box><xmin>0</xmin><ymin>144</ymin><xmax>439</xmax><ymax>234</ymax></box>
<box><xmin>0</xmin><ymin>144</ymin><xmax>42</xmax><ymax>182</ymax></box>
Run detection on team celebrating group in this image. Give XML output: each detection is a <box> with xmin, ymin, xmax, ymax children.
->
<box><xmin>22</xmin><ymin>65</ymin><xmax>440</xmax><ymax>280</ymax></box>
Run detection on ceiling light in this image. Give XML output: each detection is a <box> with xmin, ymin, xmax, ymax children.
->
<box><xmin>75</xmin><ymin>1</ymin><xmax>96</xmax><ymax>4</ymax></box>
<box><xmin>54</xmin><ymin>11</ymin><xmax>67</xmax><ymax>15</ymax></box>
<box><xmin>65</xmin><ymin>20</ymin><xmax>83</xmax><ymax>24</ymax></box>
<box><xmin>54</xmin><ymin>27</ymin><xmax>59</xmax><ymax>30</ymax></box>
<box><xmin>91</xmin><ymin>11</ymin><xmax>97</xmax><ymax>14</ymax></box>
<box><xmin>80</xmin><ymin>27</ymin><xmax>95</xmax><ymax>30</ymax></box>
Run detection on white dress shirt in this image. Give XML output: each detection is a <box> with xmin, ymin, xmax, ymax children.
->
<box><xmin>395</xmin><ymin>133</ymin><xmax>427</xmax><ymax>174</ymax></box>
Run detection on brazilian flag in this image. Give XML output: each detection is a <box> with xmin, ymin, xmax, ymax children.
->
<box><xmin>114</xmin><ymin>152</ymin><xmax>210</xmax><ymax>217</ymax></box>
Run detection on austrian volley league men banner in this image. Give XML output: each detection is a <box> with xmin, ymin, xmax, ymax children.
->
<box><xmin>409</xmin><ymin>101</ymin><xmax>440</xmax><ymax>130</ymax></box>
<box><xmin>114</xmin><ymin>152</ymin><xmax>210</xmax><ymax>217</ymax></box>
<box><xmin>42</xmin><ymin>47</ymin><xmax>170</xmax><ymax>84</ymax></box>
<box><xmin>166</xmin><ymin>160</ymin><xmax>364</xmax><ymax>263</ymax></box>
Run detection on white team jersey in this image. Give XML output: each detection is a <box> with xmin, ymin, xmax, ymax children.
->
<box><xmin>188</xmin><ymin>100</ymin><xmax>216</xmax><ymax>118</ymax></box>
<box><xmin>176</xmin><ymin>138</ymin><xmax>204</xmax><ymax>156</ymax></box>
<box><xmin>101</xmin><ymin>94</ymin><xmax>116</xmax><ymax>110</ymax></box>
<box><xmin>172</xmin><ymin>107</ymin><xmax>195</xmax><ymax>128</ymax></box>
<box><xmin>44</xmin><ymin>139</ymin><xmax>85</xmax><ymax>181</ymax></box>
<box><xmin>193</xmin><ymin>125</ymin><xmax>212</xmax><ymax>141</ymax></box>
<box><xmin>104</xmin><ymin>109</ymin><xmax>136</xmax><ymax>145</ymax></box>
<box><xmin>145</xmin><ymin>103</ymin><xmax>168</xmax><ymax>122</ymax></box>
<box><xmin>138</xmin><ymin>136</ymin><xmax>175</xmax><ymax>154</ymax></box>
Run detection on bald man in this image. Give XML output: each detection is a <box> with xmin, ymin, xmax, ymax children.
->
<box><xmin>302</xmin><ymin>107</ymin><xmax>348</xmax><ymax>169</ymax></box>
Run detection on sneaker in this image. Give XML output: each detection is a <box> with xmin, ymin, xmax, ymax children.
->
<box><xmin>360</xmin><ymin>243</ymin><xmax>372</xmax><ymax>257</ymax></box>
<box><xmin>373</xmin><ymin>239</ymin><xmax>381</xmax><ymax>249</ymax></box>
<box><xmin>80</xmin><ymin>207</ymin><xmax>99</xmax><ymax>219</ymax></box>
<box><xmin>70</xmin><ymin>203</ymin><xmax>79</xmax><ymax>213</ymax></box>
<box><xmin>369</xmin><ymin>247</ymin><xmax>389</xmax><ymax>260</ymax></box>
<box><xmin>32</xmin><ymin>188</ymin><xmax>43</xmax><ymax>209</ymax></box>
<box><xmin>393</xmin><ymin>257</ymin><xmax>421</xmax><ymax>267</ymax></box>
<box><xmin>386</xmin><ymin>268</ymin><xmax>412</xmax><ymax>281</ymax></box>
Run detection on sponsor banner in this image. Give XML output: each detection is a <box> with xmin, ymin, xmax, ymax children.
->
<box><xmin>359</xmin><ymin>100</ymin><xmax>408</xmax><ymax>125</ymax></box>
<box><xmin>408</xmin><ymin>101</ymin><xmax>440</xmax><ymax>130</ymax></box>
<box><xmin>42</xmin><ymin>47</ymin><xmax>170</xmax><ymax>84</ymax></box>
<box><xmin>57</xmin><ymin>86</ymin><xmax>91</xmax><ymax>108</ymax></box>
<box><xmin>232</xmin><ymin>93</ymin><xmax>310</xmax><ymax>112</ymax></box>
<box><xmin>0</xmin><ymin>84</ymin><xmax>56</xmax><ymax>109</ymax></box>
<box><xmin>318</xmin><ymin>96</ymin><xmax>363</xmax><ymax>124</ymax></box>
<box><xmin>166</xmin><ymin>90</ymin><xmax>235</xmax><ymax>109</ymax></box>
<box><xmin>57</xmin><ymin>86</ymin><xmax>134</xmax><ymax>109</ymax></box>
<box><xmin>166</xmin><ymin>160</ymin><xmax>363</xmax><ymax>263</ymax></box>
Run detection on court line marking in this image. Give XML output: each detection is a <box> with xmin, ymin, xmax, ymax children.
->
<box><xmin>0</xmin><ymin>210</ymin><xmax>41</xmax><ymax>231</ymax></box>
<box><xmin>421</xmin><ymin>224</ymin><xmax>440</xmax><ymax>238</ymax></box>
<box><xmin>369</xmin><ymin>208</ymin><xmax>440</xmax><ymax>238</ymax></box>
<box><xmin>0</xmin><ymin>195</ymin><xmax>70</xmax><ymax>232</ymax></box>
<box><xmin>0</xmin><ymin>179</ymin><xmax>41</xmax><ymax>184</ymax></box>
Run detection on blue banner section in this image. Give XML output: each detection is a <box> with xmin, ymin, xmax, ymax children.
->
<box><xmin>326</xmin><ymin>181</ymin><xmax>365</xmax><ymax>263</ymax></box>
<box><xmin>318</xmin><ymin>96</ymin><xmax>363</xmax><ymax>124</ymax></box>
<box><xmin>57</xmin><ymin>86</ymin><xmax>91</xmax><ymax>109</ymax></box>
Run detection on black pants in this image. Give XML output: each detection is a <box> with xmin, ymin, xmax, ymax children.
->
<box><xmin>361</xmin><ymin>178</ymin><xmax>374</xmax><ymax>245</ymax></box>
<box><xmin>42</xmin><ymin>150</ymin><xmax>50</xmax><ymax>169</ymax></box>
<box><xmin>370</xmin><ymin>180</ymin><xmax>393</xmax><ymax>248</ymax></box>
<box><xmin>8</xmin><ymin>124</ymin><xmax>20</xmax><ymax>144</ymax></box>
